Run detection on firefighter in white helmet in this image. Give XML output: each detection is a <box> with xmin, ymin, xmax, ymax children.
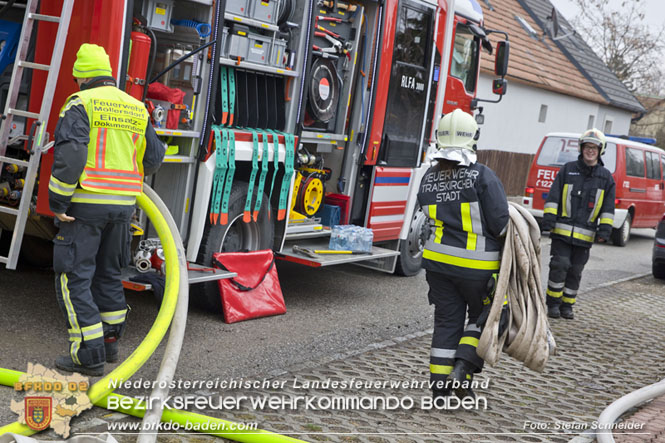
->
<box><xmin>542</xmin><ymin>128</ymin><xmax>615</xmax><ymax>320</ymax></box>
<box><xmin>417</xmin><ymin>109</ymin><xmax>509</xmax><ymax>400</ymax></box>
<box><xmin>49</xmin><ymin>43</ymin><xmax>166</xmax><ymax>376</ymax></box>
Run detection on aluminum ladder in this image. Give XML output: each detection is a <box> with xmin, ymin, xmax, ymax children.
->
<box><xmin>0</xmin><ymin>0</ymin><xmax>74</xmax><ymax>269</ymax></box>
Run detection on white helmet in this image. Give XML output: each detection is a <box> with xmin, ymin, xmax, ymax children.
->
<box><xmin>579</xmin><ymin>128</ymin><xmax>607</xmax><ymax>155</ymax></box>
<box><xmin>436</xmin><ymin>109</ymin><xmax>479</xmax><ymax>152</ymax></box>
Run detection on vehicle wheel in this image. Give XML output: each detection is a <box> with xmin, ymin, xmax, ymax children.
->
<box><xmin>611</xmin><ymin>213</ymin><xmax>631</xmax><ymax>247</ymax></box>
<box><xmin>653</xmin><ymin>262</ymin><xmax>665</xmax><ymax>280</ymax></box>
<box><xmin>193</xmin><ymin>182</ymin><xmax>274</xmax><ymax>312</ymax></box>
<box><xmin>395</xmin><ymin>207</ymin><xmax>428</xmax><ymax>276</ymax></box>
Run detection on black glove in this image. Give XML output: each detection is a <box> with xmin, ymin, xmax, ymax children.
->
<box><xmin>597</xmin><ymin>225</ymin><xmax>611</xmax><ymax>243</ymax></box>
<box><xmin>540</xmin><ymin>216</ymin><xmax>555</xmax><ymax>232</ymax></box>
<box><xmin>476</xmin><ymin>274</ymin><xmax>498</xmax><ymax>329</ymax></box>
<box><xmin>498</xmin><ymin>304</ymin><xmax>510</xmax><ymax>337</ymax></box>
<box><xmin>476</xmin><ymin>297</ymin><xmax>491</xmax><ymax>329</ymax></box>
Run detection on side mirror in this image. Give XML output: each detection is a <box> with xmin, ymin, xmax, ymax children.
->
<box><xmin>492</xmin><ymin>78</ymin><xmax>507</xmax><ymax>96</ymax></box>
<box><xmin>494</xmin><ymin>40</ymin><xmax>509</xmax><ymax>77</ymax></box>
<box><xmin>475</xmin><ymin>114</ymin><xmax>485</xmax><ymax>125</ymax></box>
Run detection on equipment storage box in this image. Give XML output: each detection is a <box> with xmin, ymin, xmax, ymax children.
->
<box><xmin>228</xmin><ymin>24</ymin><xmax>250</xmax><ymax>61</ymax></box>
<box><xmin>270</xmin><ymin>38</ymin><xmax>287</xmax><ymax>68</ymax></box>
<box><xmin>250</xmin><ymin>0</ymin><xmax>278</xmax><ymax>24</ymax></box>
<box><xmin>220</xmin><ymin>27</ymin><xmax>230</xmax><ymax>58</ymax></box>
<box><xmin>246</xmin><ymin>32</ymin><xmax>271</xmax><ymax>65</ymax></box>
<box><xmin>142</xmin><ymin>0</ymin><xmax>174</xmax><ymax>32</ymax></box>
<box><xmin>226</xmin><ymin>0</ymin><xmax>250</xmax><ymax>17</ymax></box>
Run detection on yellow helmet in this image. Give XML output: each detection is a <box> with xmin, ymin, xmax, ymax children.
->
<box><xmin>436</xmin><ymin>109</ymin><xmax>479</xmax><ymax>152</ymax></box>
<box><xmin>579</xmin><ymin>128</ymin><xmax>607</xmax><ymax>155</ymax></box>
<box><xmin>72</xmin><ymin>43</ymin><xmax>112</xmax><ymax>79</ymax></box>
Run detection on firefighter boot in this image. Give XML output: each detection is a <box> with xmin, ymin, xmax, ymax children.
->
<box><xmin>105</xmin><ymin>337</ymin><xmax>119</xmax><ymax>363</ymax></box>
<box><xmin>432</xmin><ymin>387</ymin><xmax>452</xmax><ymax>401</ymax></box>
<box><xmin>450</xmin><ymin>359</ymin><xmax>476</xmax><ymax>400</ymax></box>
<box><xmin>560</xmin><ymin>303</ymin><xmax>574</xmax><ymax>320</ymax></box>
<box><xmin>547</xmin><ymin>305</ymin><xmax>561</xmax><ymax>319</ymax></box>
<box><xmin>55</xmin><ymin>356</ymin><xmax>104</xmax><ymax>377</ymax></box>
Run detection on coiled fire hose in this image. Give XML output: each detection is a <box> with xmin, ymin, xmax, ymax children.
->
<box><xmin>0</xmin><ymin>185</ymin><xmax>304</xmax><ymax>442</ymax></box>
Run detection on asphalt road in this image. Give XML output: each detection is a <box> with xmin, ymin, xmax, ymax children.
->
<box><xmin>0</xmin><ymin>227</ymin><xmax>656</xmax><ymax>431</ymax></box>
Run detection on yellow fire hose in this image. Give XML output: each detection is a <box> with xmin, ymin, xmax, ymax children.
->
<box><xmin>0</xmin><ymin>186</ymin><xmax>305</xmax><ymax>443</ymax></box>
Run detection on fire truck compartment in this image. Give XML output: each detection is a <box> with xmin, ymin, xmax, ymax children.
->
<box><xmin>277</xmin><ymin>238</ymin><xmax>399</xmax><ymax>267</ymax></box>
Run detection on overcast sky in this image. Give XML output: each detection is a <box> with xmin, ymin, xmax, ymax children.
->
<box><xmin>549</xmin><ymin>0</ymin><xmax>665</xmax><ymax>31</ymax></box>
<box><xmin>549</xmin><ymin>0</ymin><xmax>665</xmax><ymax>72</ymax></box>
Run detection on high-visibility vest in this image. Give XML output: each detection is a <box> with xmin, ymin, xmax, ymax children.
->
<box><xmin>59</xmin><ymin>86</ymin><xmax>149</xmax><ymax>200</ymax></box>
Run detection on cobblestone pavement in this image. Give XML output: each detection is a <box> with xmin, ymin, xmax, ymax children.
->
<box><xmin>614</xmin><ymin>394</ymin><xmax>665</xmax><ymax>442</ymax></box>
<box><xmin>59</xmin><ymin>275</ymin><xmax>665</xmax><ymax>443</ymax></box>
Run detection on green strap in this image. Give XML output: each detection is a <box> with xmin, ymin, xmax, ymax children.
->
<box><xmin>266</xmin><ymin>129</ymin><xmax>280</xmax><ymax>212</ymax></box>
<box><xmin>221</xmin><ymin>67</ymin><xmax>229</xmax><ymax>126</ymax></box>
<box><xmin>212</xmin><ymin>127</ymin><xmax>229</xmax><ymax>224</ymax></box>
<box><xmin>210</xmin><ymin>125</ymin><xmax>222</xmax><ymax>225</ymax></box>
<box><xmin>253</xmin><ymin>130</ymin><xmax>270</xmax><ymax>221</ymax></box>
<box><xmin>277</xmin><ymin>132</ymin><xmax>295</xmax><ymax>220</ymax></box>
<box><xmin>209</xmin><ymin>126</ymin><xmax>221</xmax><ymax>223</ymax></box>
<box><xmin>243</xmin><ymin>129</ymin><xmax>260</xmax><ymax>222</ymax></box>
<box><xmin>220</xmin><ymin>130</ymin><xmax>236</xmax><ymax>225</ymax></box>
<box><xmin>228</xmin><ymin>67</ymin><xmax>236</xmax><ymax>126</ymax></box>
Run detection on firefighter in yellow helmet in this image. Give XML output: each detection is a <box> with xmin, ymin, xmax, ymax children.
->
<box><xmin>417</xmin><ymin>109</ymin><xmax>509</xmax><ymax>400</ymax></box>
<box><xmin>542</xmin><ymin>128</ymin><xmax>615</xmax><ymax>320</ymax></box>
<box><xmin>49</xmin><ymin>43</ymin><xmax>166</xmax><ymax>375</ymax></box>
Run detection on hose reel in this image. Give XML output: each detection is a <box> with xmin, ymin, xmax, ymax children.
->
<box><xmin>306</xmin><ymin>58</ymin><xmax>340</xmax><ymax>123</ymax></box>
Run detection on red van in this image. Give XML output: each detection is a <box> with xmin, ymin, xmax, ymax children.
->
<box><xmin>521</xmin><ymin>132</ymin><xmax>665</xmax><ymax>246</ymax></box>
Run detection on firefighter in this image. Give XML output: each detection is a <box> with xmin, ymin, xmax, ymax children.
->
<box><xmin>542</xmin><ymin>129</ymin><xmax>615</xmax><ymax>320</ymax></box>
<box><xmin>417</xmin><ymin>109</ymin><xmax>509</xmax><ymax>399</ymax></box>
<box><xmin>49</xmin><ymin>43</ymin><xmax>166</xmax><ymax>376</ymax></box>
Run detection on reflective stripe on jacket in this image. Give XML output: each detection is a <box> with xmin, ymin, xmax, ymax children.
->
<box><xmin>417</xmin><ymin>162</ymin><xmax>509</xmax><ymax>279</ymax></box>
<box><xmin>59</xmin><ymin>86</ymin><xmax>149</xmax><ymax>197</ymax></box>
<box><xmin>543</xmin><ymin>157</ymin><xmax>615</xmax><ymax>247</ymax></box>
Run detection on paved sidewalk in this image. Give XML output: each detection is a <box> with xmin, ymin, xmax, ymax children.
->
<box><xmin>613</xmin><ymin>395</ymin><xmax>665</xmax><ymax>442</ymax></box>
<box><xmin>59</xmin><ymin>275</ymin><xmax>665</xmax><ymax>443</ymax></box>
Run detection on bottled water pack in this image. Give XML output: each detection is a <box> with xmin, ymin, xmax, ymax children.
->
<box><xmin>329</xmin><ymin>225</ymin><xmax>374</xmax><ymax>252</ymax></box>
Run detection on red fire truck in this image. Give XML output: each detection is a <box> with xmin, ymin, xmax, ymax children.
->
<box><xmin>0</xmin><ymin>0</ymin><xmax>508</xmax><ymax>309</ymax></box>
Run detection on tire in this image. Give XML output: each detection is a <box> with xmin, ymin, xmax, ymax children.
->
<box><xmin>395</xmin><ymin>207</ymin><xmax>428</xmax><ymax>276</ymax></box>
<box><xmin>653</xmin><ymin>262</ymin><xmax>665</xmax><ymax>280</ymax></box>
<box><xmin>611</xmin><ymin>213</ymin><xmax>631</xmax><ymax>247</ymax></box>
<box><xmin>193</xmin><ymin>182</ymin><xmax>274</xmax><ymax>312</ymax></box>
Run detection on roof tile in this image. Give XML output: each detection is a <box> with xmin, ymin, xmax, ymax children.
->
<box><xmin>516</xmin><ymin>0</ymin><xmax>645</xmax><ymax>113</ymax></box>
<box><xmin>478</xmin><ymin>0</ymin><xmax>606</xmax><ymax>104</ymax></box>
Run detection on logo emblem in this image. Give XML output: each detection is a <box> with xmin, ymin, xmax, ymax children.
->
<box><xmin>25</xmin><ymin>397</ymin><xmax>52</xmax><ymax>431</ymax></box>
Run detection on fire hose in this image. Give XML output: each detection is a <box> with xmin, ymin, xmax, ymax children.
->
<box><xmin>595</xmin><ymin>378</ymin><xmax>665</xmax><ymax>443</ymax></box>
<box><xmin>0</xmin><ymin>184</ymin><xmax>304</xmax><ymax>443</ymax></box>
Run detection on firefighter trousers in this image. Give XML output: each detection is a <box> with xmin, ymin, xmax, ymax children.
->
<box><xmin>53</xmin><ymin>203</ymin><xmax>133</xmax><ymax>366</ymax></box>
<box><xmin>425</xmin><ymin>269</ymin><xmax>490</xmax><ymax>387</ymax></box>
<box><xmin>546</xmin><ymin>237</ymin><xmax>590</xmax><ymax>308</ymax></box>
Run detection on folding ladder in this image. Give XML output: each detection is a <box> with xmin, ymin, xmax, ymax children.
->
<box><xmin>0</xmin><ymin>0</ymin><xmax>74</xmax><ymax>269</ymax></box>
